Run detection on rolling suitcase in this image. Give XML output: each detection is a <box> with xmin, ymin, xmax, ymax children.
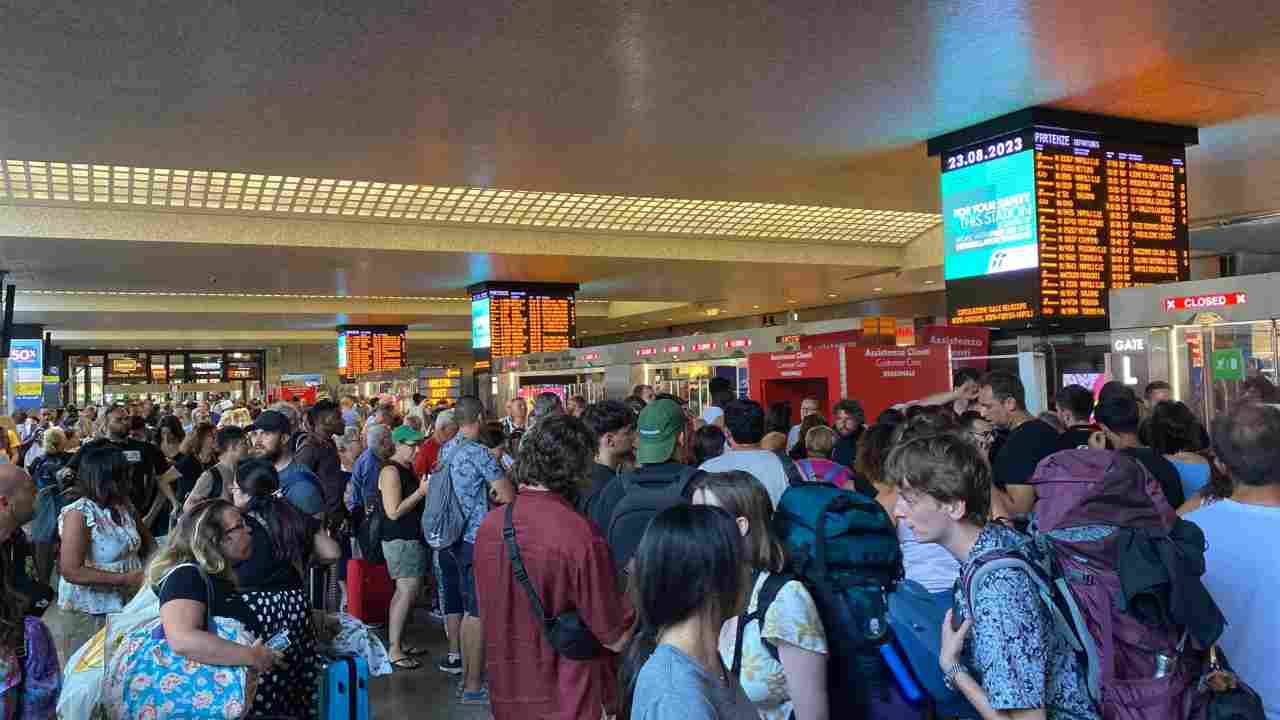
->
<box><xmin>320</xmin><ymin>655</ymin><xmax>370</xmax><ymax>720</ymax></box>
<box><xmin>346</xmin><ymin>558</ymin><xmax>393</xmax><ymax>626</ymax></box>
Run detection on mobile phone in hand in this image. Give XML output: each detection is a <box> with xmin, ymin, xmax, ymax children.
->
<box><xmin>266</xmin><ymin>630</ymin><xmax>291</xmax><ymax>652</ymax></box>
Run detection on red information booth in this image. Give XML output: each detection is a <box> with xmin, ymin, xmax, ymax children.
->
<box><xmin>842</xmin><ymin>344</ymin><xmax>954</xmax><ymax>421</ymax></box>
<box><xmin>747</xmin><ymin>348</ymin><xmax>844</xmax><ymax>424</ymax></box>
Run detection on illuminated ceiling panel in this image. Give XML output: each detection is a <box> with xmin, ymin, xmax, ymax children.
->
<box><xmin>0</xmin><ymin>160</ymin><xmax>939</xmax><ymax>246</ymax></box>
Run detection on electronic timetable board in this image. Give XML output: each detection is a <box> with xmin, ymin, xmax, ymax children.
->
<box><xmin>338</xmin><ymin>325</ymin><xmax>408</xmax><ymax>379</ymax></box>
<box><xmin>469</xmin><ymin>282</ymin><xmax>579</xmax><ymax>371</ymax></box>
<box><xmin>929</xmin><ymin>109</ymin><xmax>1196</xmax><ymax>332</ymax></box>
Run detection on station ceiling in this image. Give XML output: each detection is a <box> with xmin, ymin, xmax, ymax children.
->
<box><xmin>1</xmin><ymin>0</ymin><xmax>1279</xmax><ymax>351</ymax></box>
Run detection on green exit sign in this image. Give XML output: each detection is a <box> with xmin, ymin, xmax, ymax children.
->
<box><xmin>1211</xmin><ymin>348</ymin><xmax>1245</xmax><ymax>382</ymax></box>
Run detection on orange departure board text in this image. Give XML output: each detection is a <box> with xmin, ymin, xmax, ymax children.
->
<box><xmin>338</xmin><ymin>326</ymin><xmax>407</xmax><ymax>379</ymax></box>
<box><xmin>470</xmin><ymin>282</ymin><xmax>578</xmax><ymax>369</ymax></box>
<box><xmin>939</xmin><ymin>114</ymin><xmax>1191</xmax><ymax>331</ymax></box>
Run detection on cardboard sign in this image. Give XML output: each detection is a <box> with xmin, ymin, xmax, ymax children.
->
<box><xmin>843</xmin><ymin>344</ymin><xmax>953</xmax><ymax>422</ymax></box>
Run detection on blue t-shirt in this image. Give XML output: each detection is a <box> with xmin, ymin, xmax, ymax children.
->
<box><xmin>351</xmin><ymin>447</ymin><xmax>382</xmax><ymax>508</ymax></box>
<box><xmin>631</xmin><ymin>644</ymin><xmax>757</xmax><ymax>720</ymax></box>
<box><xmin>279</xmin><ymin>461</ymin><xmax>324</xmax><ymax>516</ymax></box>
<box><xmin>1188</xmin><ymin>500</ymin><xmax>1280</xmax><ymax>720</ymax></box>
<box><xmin>1170</xmin><ymin>459</ymin><xmax>1211</xmax><ymax>502</ymax></box>
<box><xmin>439</xmin><ymin>436</ymin><xmax>504</xmax><ymax>544</ymax></box>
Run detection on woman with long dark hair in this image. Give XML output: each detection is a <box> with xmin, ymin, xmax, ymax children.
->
<box><xmin>54</xmin><ymin>446</ymin><xmax>150</xmax><ymax>664</ymax></box>
<box><xmin>228</xmin><ymin>458</ymin><xmax>340</xmax><ymax>718</ymax></box>
<box><xmin>620</xmin><ymin>504</ymin><xmax>756</xmax><ymax>720</ymax></box>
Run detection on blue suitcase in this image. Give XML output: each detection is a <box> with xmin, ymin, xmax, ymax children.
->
<box><xmin>320</xmin><ymin>655</ymin><xmax>370</xmax><ymax>720</ymax></box>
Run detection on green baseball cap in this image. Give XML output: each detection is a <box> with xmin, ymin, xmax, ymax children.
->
<box><xmin>391</xmin><ymin>425</ymin><xmax>425</xmax><ymax>446</ymax></box>
<box><xmin>635</xmin><ymin>398</ymin><xmax>685</xmax><ymax>465</ymax></box>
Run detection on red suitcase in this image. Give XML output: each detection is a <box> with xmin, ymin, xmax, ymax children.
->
<box><xmin>346</xmin><ymin>559</ymin><xmax>394</xmax><ymax>626</ymax></box>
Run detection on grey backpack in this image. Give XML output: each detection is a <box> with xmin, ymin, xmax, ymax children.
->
<box><xmin>421</xmin><ymin>442</ymin><xmax>469</xmax><ymax>549</ymax></box>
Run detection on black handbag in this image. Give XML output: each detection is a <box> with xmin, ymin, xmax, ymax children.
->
<box><xmin>502</xmin><ymin>499</ymin><xmax>607</xmax><ymax>661</ymax></box>
<box><xmin>1188</xmin><ymin>646</ymin><xmax>1267</xmax><ymax>720</ymax></box>
<box><xmin>358</xmin><ymin>486</ymin><xmax>386</xmax><ymax>565</ymax></box>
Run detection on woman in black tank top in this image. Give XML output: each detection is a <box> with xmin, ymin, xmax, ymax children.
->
<box><xmin>377</xmin><ymin>426</ymin><xmax>430</xmax><ymax>669</ymax></box>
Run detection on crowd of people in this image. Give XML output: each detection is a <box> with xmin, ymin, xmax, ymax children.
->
<box><xmin>0</xmin><ymin>371</ymin><xmax>1277</xmax><ymax>719</ymax></box>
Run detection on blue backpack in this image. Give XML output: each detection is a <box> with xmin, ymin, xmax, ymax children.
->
<box><xmin>771</xmin><ymin>481</ymin><xmax>904</xmax><ymax>716</ymax></box>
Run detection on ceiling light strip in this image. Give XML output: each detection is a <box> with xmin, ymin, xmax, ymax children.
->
<box><xmin>0</xmin><ymin>160</ymin><xmax>939</xmax><ymax>245</ymax></box>
<box><xmin>15</xmin><ymin>289</ymin><xmax>613</xmax><ymax>303</ymax></box>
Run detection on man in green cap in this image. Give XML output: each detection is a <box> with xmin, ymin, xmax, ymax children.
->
<box><xmin>589</xmin><ymin>398</ymin><xmax>698</xmax><ymax>568</ymax></box>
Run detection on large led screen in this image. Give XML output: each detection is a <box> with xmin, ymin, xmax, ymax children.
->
<box><xmin>942</xmin><ymin>146</ymin><xmax>1038</xmax><ymax>281</ymax></box>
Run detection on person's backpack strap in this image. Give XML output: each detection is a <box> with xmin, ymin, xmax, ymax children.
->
<box><xmin>731</xmin><ymin>571</ymin><xmax>793</xmax><ymax>677</ymax></box>
<box><xmin>673</xmin><ymin>466</ymin><xmax>700</xmax><ymax>499</ymax></box>
<box><xmin>820</xmin><ymin>464</ymin><xmax>846</xmax><ymax>485</ymax></box>
<box><xmin>503</xmin><ymin>500</ymin><xmax>550</xmax><ymax>625</ymax></box>
<box><xmin>774</xmin><ymin>450</ymin><xmax>807</xmax><ymax>488</ymax></box>
<box><xmin>962</xmin><ymin>544</ymin><xmax>1099</xmax><ymax>704</ymax></box>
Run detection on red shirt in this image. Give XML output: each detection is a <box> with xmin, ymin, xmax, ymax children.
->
<box><xmin>475</xmin><ymin>490</ymin><xmax>634</xmax><ymax>720</ymax></box>
<box><xmin>413</xmin><ymin>436</ymin><xmax>442</xmax><ymax>479</ymax></box>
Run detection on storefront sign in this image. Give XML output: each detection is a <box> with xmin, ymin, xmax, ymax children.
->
<box><xmin>580</xmin><ymin>352</ymin><xmax>600</xmax><ymax>362</ymax></box>
<box><xmin>635</xmin><ymin>347</ymin><xmax>658</xmax><ymax>358</ymax></box>
<box><xmin>663</xmin><ymin>344</ymin><xmax>686</xmax><ymax>354</ymax></box>
<box><xmin>692</xmin><ymin>342</ymin><xmax>718</xmax><ymax>353</ymax></box>
<box><xmin>920</xmin><ymin>325</ymin><xmax>991</xmax><ymax>369</ymax></box>
<box><xmin>8</xmin><ymin>339</ymin><xmax>44</xmax><ymax>411</ymax></box>
<box><xmin>1164</xmin><ymin>293</ymin><xmax>1247</xmax><ymax>312</ymax></box>
<box><xmin>799</xmin><ymin>329</ymin><xmax>863</xmax><ymax>350</ymax></box>
<box><xmin>725</xmin><ymin>338</ymin><xmax>753</xmax><ymax>350</ymax></box>
<box><xmin>843</xmin><ymin>345</ymin><xmax>952</xmax><ymax>422</ymax></box>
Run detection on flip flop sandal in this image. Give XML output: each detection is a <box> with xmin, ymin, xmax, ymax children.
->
<box><xmin>402</xmin><ymin>644</ymin><xmax>429</xmax><ymax>657</ymax></box>
<box><xmin>391</xmin><ymin>656</ymin><xmax>423</xmax><ymax>671</ymax></box>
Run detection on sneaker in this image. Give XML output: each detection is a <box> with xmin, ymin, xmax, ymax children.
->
<box><xmin>438</xmin><ymin>654</ymin><xmax>463</xmax><ymax>675</ymax></box>
<box><xmin>460</xmin><ymin>687</ymin><xmax>490</xmax><ymax>706</ymax></box>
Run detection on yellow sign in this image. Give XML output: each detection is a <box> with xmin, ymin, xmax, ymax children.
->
<box><xmin>14</xmin><ymin>382</ymin><xmax>41</xmax><ymax>396</ymax></box>
<box><xmin>426</xmin><ymin>378</ymin><xmax>456</xmax><ymax>389</ymax></box>
<box><xmin>446</xmin><ymin>368</ymin><xmax>462</xmax><ymax>378</ymax></box>
<box><xmin>427</xmin><ymin>387</ymin><xmax>454</xmax><ymax>399</ymax></box>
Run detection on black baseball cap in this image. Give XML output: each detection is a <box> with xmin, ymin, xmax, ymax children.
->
<box><xmin>249</xmin><ymin>410</ymin><xmax>291</xmax><ymax>435</ymax></box>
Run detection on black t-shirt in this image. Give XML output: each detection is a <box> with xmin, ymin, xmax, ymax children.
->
<box><xmin>589</xmin><ymin>462</ymin><xmax>691</xmax><ymax>536</ymax></box>
<box><xmin>581</xmin><ymin>462</ymin><xmax>619</xmax><ymax>518</ymax></box>
<box><xmin>71</xmin><ymin>438</ymin><xmax>170</xmax><ymax>520</ymax></box>
<box><xmin>233</xmin><ymin>513</ymin><xmax>310</xmax><ymax>592</ymax></box>
<box><xmin>156</xmin><ymin>563</ymin><xmax>262</xmax><ymax>635</ymax></box>
<box><xmin>4</xmin><ymin>529</ymin><xmax>52</xmax><ymax>616</ymax></box>
<box><xmin>1057</xmin><ymin>425</ymin><xmax>1097</xmax><ymax>452</ymax></box>
<box><xmin>173</xmin><ymin>453</ymin><xmax>213</xmax><ymax>510</ymax></box>
<box><xmin>1120</xmin><ymin>447</ymin><xmax>1186</xmax><ymax>510</ymax></box>
<box><xmin>992</xmin><ymin>419</ymin><xmax>1062</xmax><ymax>489</ymax></box>
<box><xmin>831</xmin><ymin>427</ymin><xmax>863</xmax><ymax>468</ymax></box>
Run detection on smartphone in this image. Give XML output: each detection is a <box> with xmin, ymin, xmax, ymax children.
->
<box><xmin>266</xmin><ymin>629</ymin><xmax>291</xmax><ymax>652</ymax></box>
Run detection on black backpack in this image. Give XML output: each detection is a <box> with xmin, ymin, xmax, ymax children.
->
<box><xmin>606</xmin><ymin>466</ymin><xmax>700</xmax><ymax>571</ymax></box>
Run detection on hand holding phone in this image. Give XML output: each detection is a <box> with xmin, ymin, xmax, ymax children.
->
<box><xmin>266</xmin><ymin>630</ymin><xmax>291</xmax><ymax>652</ymax></box>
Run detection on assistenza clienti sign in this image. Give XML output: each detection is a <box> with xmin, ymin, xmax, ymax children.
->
<box><xmin>1163</xmin><ymin>293</ymin><xmax>1247</xmax><ymax>312</ymax></box>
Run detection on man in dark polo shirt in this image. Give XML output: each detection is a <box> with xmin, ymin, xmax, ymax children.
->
<box><xmin>475</xmin><ymin>414</ymin><xmax>634</xmax><ymax>720</ymax></box>
<box><xmin>978</xmin><ymin>371</ymin><xmax>1061</xmax><ymax>516</ymax></box>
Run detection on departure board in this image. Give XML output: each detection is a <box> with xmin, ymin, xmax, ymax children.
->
<box><xmin>338</xmin><ymin>325</ymin><xmax>407</xmax><ymax>379</ymax></box>
<box><xmin>936</xmin><ymin>113</ymin><xmax>1191</xmax><ymax>331</ymax></box>
<box><xmin>469</xmin><ymin>282</ymin><xmax>579</xmax><ymax>368</ymax></box>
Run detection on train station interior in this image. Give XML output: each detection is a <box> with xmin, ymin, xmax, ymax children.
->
<box><xmin>4</xmin><ymin>2</ymin><xmax>1280</xmax><ymax>719</ymax></box>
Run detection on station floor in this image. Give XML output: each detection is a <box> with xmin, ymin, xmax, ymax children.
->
<box><xmin>370</xmin><ymin>607</ymin><xmax>491</xmax><ymax>719</ymax></box>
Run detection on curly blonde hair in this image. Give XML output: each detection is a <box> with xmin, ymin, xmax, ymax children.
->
<box><xmin>147</xmin><ymin>499</ymin><xmax>239</xmax><ymax>588</ymax></box>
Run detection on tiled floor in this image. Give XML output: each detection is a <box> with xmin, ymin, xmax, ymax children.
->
<box><xmin>369</xmin><ymin>609</ymin><xmax>491</xmax><ymax>719</ymax></box>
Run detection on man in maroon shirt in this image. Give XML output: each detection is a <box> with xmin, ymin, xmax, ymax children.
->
<box><xmin>475</xmin><ymin>414</ymin><xmax>634</xmax><ymax>719</ymax></box>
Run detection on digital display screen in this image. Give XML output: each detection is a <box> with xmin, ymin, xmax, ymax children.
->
<box><xmin>942</xmin><ymin>137</ymin><xmax>1038</xmax><ymax>280</ymax></box>
<box><xmin>338</xmin><ymin>326</ymin><xmax>407</xmax><ymax>379</ymax></box>
<box><xmin>469</xmin><ymin>282</ymin><xmax>578</xmax><ymax>368</ymax></box>
<box><xmin>941</xmin><ymin>125</ymin><xmax>1189</xmax><ymax>330</ymax></box>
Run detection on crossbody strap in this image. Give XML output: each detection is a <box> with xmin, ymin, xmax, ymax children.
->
<box><xmin>502</xmin><ymin>500</ymin><xmax>550</xmax><ymax>626</ymax></box>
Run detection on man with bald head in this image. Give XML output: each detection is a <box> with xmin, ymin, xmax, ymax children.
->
<box><xmin>0</xmin><ymin>463</ymin><xmax>51</xmax><ymax>616</ymax></box>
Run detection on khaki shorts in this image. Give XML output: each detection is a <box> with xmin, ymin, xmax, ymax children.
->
<box><xmin>382</xmin><ymin>539</ymin><xmax>428</xmax><ymax>579</ymax></box>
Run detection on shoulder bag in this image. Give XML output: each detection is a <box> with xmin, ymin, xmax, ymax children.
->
<box><xmin>502</xmin><ymin>499</ymin><xmax>606</xmax><ymax>660</ymax></box>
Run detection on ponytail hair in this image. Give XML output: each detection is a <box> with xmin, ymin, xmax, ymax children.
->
<box><xmin>235</xmin><ymin>457</ymin><xmax>313</xmax><ymax>575</ymax></box>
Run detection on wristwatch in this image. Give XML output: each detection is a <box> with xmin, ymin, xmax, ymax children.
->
<box><xmin>943</xmin><ymin>662</ymin><xmax>968</xmax><ymax>691</ymax></box>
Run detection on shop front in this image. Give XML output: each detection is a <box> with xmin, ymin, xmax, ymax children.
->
<box><xmin>1110</xmin><ymin>273</ymin><xmax>1280</xmax><ymax>426</ymax></box>
<box><xmin>64</xmin><ymin>349</ymin><xmax>267</xmax><ymax>406</ymax></box>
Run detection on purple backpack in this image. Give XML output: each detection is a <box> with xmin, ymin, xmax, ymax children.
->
<box><xmin>962</xmin><ymin>449</ymin><xmax>1199</xmax><ymax>720</ymax></box>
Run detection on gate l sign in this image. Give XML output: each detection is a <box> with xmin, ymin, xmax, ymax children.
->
<box><xmin>1163</xmin><ymin>293</ymin><xmax>1247</xmax><ymax>312</ymax></box>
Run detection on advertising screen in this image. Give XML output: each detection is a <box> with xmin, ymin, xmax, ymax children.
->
<box><xmin>471</xmin><ymin>295</ymin><xmax>491</xmax><ymax>350</ymax></box>
<box><xmin>942</xmin><ymin>137</ymin><xmax>1038</xmax><ymax>281</ymax></box>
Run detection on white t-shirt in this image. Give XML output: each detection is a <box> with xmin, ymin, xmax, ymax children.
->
<box><xmin>699</xmin><ymin>449</ymin><xmax>789</xmax><ymax>508</ymax></box>
<box><xmin>898</xmin><ymin>523</ymin><xmax>960</xmax><ymax>593</ymax></box>
<box><xmin>1187</xmin><ymin>499</ymin><xmax>1280</xmax><ymax>720</ymax></box>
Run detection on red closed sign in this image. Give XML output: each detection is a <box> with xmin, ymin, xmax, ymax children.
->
<box><xmin>1164</xmin><ymin>293</ymin><xmax>1247</xmax><ymax>311</ymax></box>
